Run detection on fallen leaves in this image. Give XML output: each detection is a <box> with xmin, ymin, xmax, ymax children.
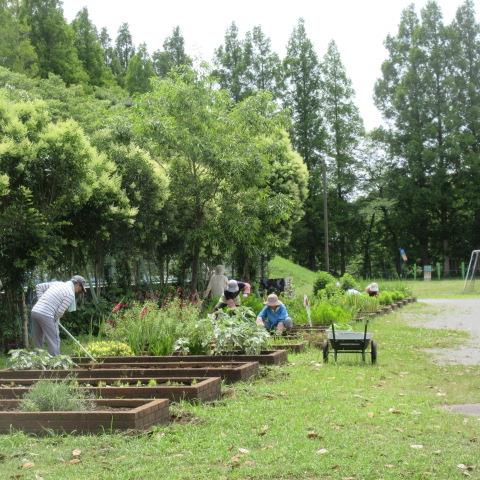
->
<box><xmin>21</xmin><ymin>461</ymin><xmax>34</xmax><ymax>469</ymax></box>
<box><xmin>316</xmin><ymin>448</ymin><xmax>328</xmax><ymax>455</ymax></box>
<box><xmin>410</xmin><ymin>444</ymin><xmax>424</xmax><ymax>449</ymax></box>
<box><xmin>307</xmin><ymin>431</ymin><xmax>319</xmax><ymax>439</ymax></box>
<box><xmin>388</xmin><ymin>408</ymin><xmax>402</xmax><ymax>414</ymax></box>
<box><xmin>458</xmin><ymin>464</ymin><xmax>474</xmax><ymax>476</ymax></box>
<box><xmin>71</xmin><ymin>449</ymin><xmax>81</xmax><ymax>458</ymax></box>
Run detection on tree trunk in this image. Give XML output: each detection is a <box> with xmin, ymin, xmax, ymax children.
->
<box><xmin>190</xmin><ymin>242</ymin><xmax>201</xmax><ymax>293</ymax></box>
<box><xmin>20</xmin><ymin>289</ymin><xmax>29</xmax><ymax>349</ymax></box>
<box><xmin>443</xmin><ymin>239</ymin><xmax>450</xmax><ymax>278</ymax></box>
<box><xmin>362</xmin><ymin>212</ymin><xmax>375</xmax><ymax>279</ymax></box>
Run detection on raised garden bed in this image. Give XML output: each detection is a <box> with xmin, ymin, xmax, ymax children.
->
<box><xmin>73</xmin><ymin>350</ymin><xmax>287</xmax><ymax>366</ymax></box>
<box><xmin>0</xmin><ymin>398</ymin><xmax>169</xmax><ymax>434</ymax></box>
<box><xmin>0</xmin><ymin>376</ymin><xmax>221</xmax><ymax>402</ymax></box>
<box><xmin>0</xmin><ymin>361</ymin><xmax>259</xmax><ymax>383</ymax></box>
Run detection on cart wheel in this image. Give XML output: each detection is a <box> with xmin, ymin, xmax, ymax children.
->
<box><xmin>322</xmin><ymin>340</ymin><xmax>329</xmax><ymax>363</ymax></box>
<box><xmin>371</xmin><ymin>341</ymin><xmax>378</xmax><ymax>364</ymax></box>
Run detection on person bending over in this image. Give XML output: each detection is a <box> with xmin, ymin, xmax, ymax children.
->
<box><xmin>213</xmin><ymin>279</ymin><xmax>251</xmax><ymax>311</ymax></box>
<box><xmin>31</xmin><ymin>275</ymin><xmax>86</xmax><ymax>355</ymax></box>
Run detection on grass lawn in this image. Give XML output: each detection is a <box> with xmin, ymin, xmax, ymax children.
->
<box><xmin>1</xmin><ymin>302</ymin><xmax>479</xmax><ymax>479</ymax></box>
<box><xmin>269</xmin><ymin>256</ymin><xmax>479</xmax><ymax>299</ymax></box>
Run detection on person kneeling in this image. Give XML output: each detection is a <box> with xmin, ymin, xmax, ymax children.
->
<box><xmin>256</xmin><ymin>294</ymin><xmax>293</xmax><ymax>333</ymax></box>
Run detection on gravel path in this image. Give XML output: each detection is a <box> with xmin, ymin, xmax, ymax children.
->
<box><xmin>407</xmin><ymin>298</ymin><xmax>480</xmax><ymax>365</ymax></box>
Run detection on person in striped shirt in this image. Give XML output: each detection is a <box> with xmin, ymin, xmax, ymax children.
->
<box><xmin>31</xmin><ymin>275</ymin><xmax>86</xmax><ymax>356</ymax></box>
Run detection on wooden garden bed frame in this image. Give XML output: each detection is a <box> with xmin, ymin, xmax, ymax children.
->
<box><xmin>0</xmin><ymin>398</ymin><xmax>169</xmax><ymax>434</ymax></box>
<box><xmin>0</xmin><ymin>376</ymin><xmax>221</xmax><ymax>402</ymax></box>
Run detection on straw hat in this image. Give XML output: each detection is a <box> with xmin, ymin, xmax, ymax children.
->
<box><xmin>264</xmin><ymin>293</ymin><xmax>282</xmax><ymax>307</ymax></box>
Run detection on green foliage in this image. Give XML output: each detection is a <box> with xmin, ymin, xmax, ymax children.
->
<box><xmin>378</xmin><ymin>292</ymin><xmax>393</xmax><ymax>305</ymax></box>
<box><xmin>309</xmin><ymin>302</ymin><xmax>352</xmax><ymax>325</ymax></box>
<box><xmin>20</xmin><ymin>0</ymin><xmax>88</xmax><ymax>84</ymax></box>
<box><xmin>212</xmin><ymin>307</ymin><xmax>270</xmax><ymax>354</ymax></box>
<box><xmin>240</xmin><ymin>294</ymin><xmax>264</xmax><ymax>315</ymax></box>
<box><xmin>174</xmin><ymin>318</ymin><xmax>214</xmax><ymax>355</ymax></box>
<box><xmin>19</xmin><ymin>377</ymin><xmax>94</xmax><ymax>412</ymax></box>
<box><xmin>7</xmin><ymin>349</ymin><xmax>75</xmax><ymax>370</ymax></box>
<box><xmin>125</xmin><ymin>43</ymin><xmax>154</xmax><ymax>94</ymax></box>
<box><xmin>0</xmin><ymin>0</ymin><xmax>38</xmax><ymax>76</ymax></box>
<box><xmin>105</xmin><ymin>300</ymin><xmax>201</xmax><ymax>355</ymax></box>
<box><xmin>339</xmin><ymin>273</ymin><xmax>358</xmax><ymax>291</ymax></box>
<box><xmin>313</xmin><ymin>271</ymin><xmax>335</xmax><ymax>295</ymax></box>
<box><xmin>152</xmin><ymin>26</ymin><xmax>191</xmax><ymax>78</ymax></box>
<box><xmin>71</xmin><ymin>7</ymin><xmax>113</xmax><ymax>86</ymax></box>
<box><xmin>82</xmin><ymin>340</ymin><xmax>133</xmax><ymax>357</ymax></box>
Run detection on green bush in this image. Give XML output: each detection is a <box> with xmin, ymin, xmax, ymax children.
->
<box><xmin>378</xmin><ymin>292</ymin><xmax>393</xmax><ymax>305</ymax></box>
<box><xmin>240</xmin><ymin>294</ymin><xmax>264</xmax><ymax>314</ymax></box>
<box><xmin>310</xmin><ymin>302</ymin><xmax>353</xmax><ymax>325</ymax></box>
<box><xmin>19</xmin><ymin>378</ymin><xmax>95</xmax><ymax>412</ymax></box>
<box><xmin>339</xmin><ymin>273</ymin><xmax>358</xmax><ymax>291</ymax></box>
<box><xmin>313</xmin><ymin>271</ymin><xmax>335</xmax><ymax>295</ymax></box>
<box><xmin>174</xmin><ymin>318</ymin><xmax>215</xmax><ymax>355</ymax></box>
<box><xmin>81</xmin><ymin>341</ymin><xmax>134</xmax><ymax>357</ymax></box>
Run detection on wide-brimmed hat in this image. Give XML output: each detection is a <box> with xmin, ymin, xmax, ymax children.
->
<box><xmin>369</xmin><ymin>282</ymin><xmax>379</xmax><ymax>292</ymax></box>
<box><xmin>71</xmin><ymin>275</ymin><xmax>86</xmax><ymax>292</ymax></box>
<box><xmin>264</xmin><ymin>293</ymin><xmax>282</xmax><ymax>307</ymax></box>
<box><xmin>226</xmin><ymin>280</ymin><xmax>239</xmax><ymax>293</ymax></box>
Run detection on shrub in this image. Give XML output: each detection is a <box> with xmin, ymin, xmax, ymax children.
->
<box><xmin>174</xmin><ymin>318</ymin><xmax>215</xmax><ymax>355</ymax></box>
<box><xmin>8</xmin><ymin>349</ymin><xmax>75</xmax><ymax>371</ymax></box>
<box><xmin>339</xmin><ymin>273</ymin><xmax>358</xmax><ymax>291</ymax></box>
<box><xmin>378</xmin><ymin>292</ymin><xmax>393</xmax><ymax>305</ymax></box>
<box><xmin>19</xmin><ymin>378</ymin><xmax>95</xmax><ymax>412</ymax></box>
<box><xmin>105</xmin><ymin>299</ymin><xmax>201</xmax><ymax>355</ymax></box>
<box><xmin>82</xmin><ymin>341</ymin><xmax>134</xmax><ymax>357</ymax></box>
<box><xmin>313</xmin><ymin>271</ymin><xmax>335</xmax><ymax>295</ymax></box>
<box><xmin>240</xmin><ymin>294</ymin><xmax>264</xmax><ymax>314</ymax></box>
<box><xmin>310</xmin><ymin>302</ymin><xmax>353</xmax><ymax>325</ymax></box>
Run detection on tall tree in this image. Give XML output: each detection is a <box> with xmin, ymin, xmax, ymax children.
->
<box><xmin>20</xmin><ymin>0</ymin><xmax>87</xmax><ymax>84</ymax></box>
<box><xmin>448</xmin><ymin>1</ymin><xmax>480</xmax><ymax>252</ymax></box>
<box><xmin>114</xmin><ymin>22</ymin><xmax>135</xmax><ymax>86</ymax></box>
<box><xmin>152</xmin><ymin>26</ymin><xmax>191</xmax><ymax>77</ymax></box>
<box><xmin>374</xmin><ymin>5</ymin><xmax>432</xmax><ymax>267</ymax></box>
<box><xmin>125</xmin><ymin>42</ymin><xmax>154</xmax><ymax>94</ymax></box>
<box><xmin>243</xmin><ymin>25</ymin><xmax>284</xmax><ymax>99</ymax></box>
<box><xmin>0</xmin><ymin>0</ymin><xmax>38</xmax><ymax>75</ymax></box>
<box><xmin>214</xmin><ymin>22</ymin><xmax>249</xmax><ymax>102</ymax></box>
<box><xmin>321</xmin><ymin>40</ymin><xmax>364</xmax><ymax>274</ymax></box>
<box><xmin>284</xmin><ymin>18</ymin><xmax>324</xmax><ymax>270</ymax></box>
<box><xmin>71</xmin><ymin>8</ymin><xmax>112</xmax><ymax>86</ymax></box>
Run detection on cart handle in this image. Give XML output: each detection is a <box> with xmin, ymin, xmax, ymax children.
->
<box><xmin>363</xmin><ymin>319</ymin><xmax>369</xmax><ymax>346</ymax></box>
<box><xmin>332</xmin><ymin>322</ymin><xmax>336</xmax><ymax>342</ymax></box>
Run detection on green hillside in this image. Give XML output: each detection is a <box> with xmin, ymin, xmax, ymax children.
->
<box><xmin>268</xmin><ymin>256</ymin><xmax>316</xmax><ymax>296</ymax></box>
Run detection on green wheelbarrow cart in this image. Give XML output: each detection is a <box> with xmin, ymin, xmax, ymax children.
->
<box><xmin>322</xmin><ymin>320</ymin><xmax>377</xmax><ymax>364</ymax></box>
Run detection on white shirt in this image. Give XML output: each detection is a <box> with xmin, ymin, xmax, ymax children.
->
<box><xmin>32</xmin><ymin>281</ymin><xmax>75</xmax><ymax>321</ymax></box>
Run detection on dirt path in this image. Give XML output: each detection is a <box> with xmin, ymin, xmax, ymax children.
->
<box><xmin>406</xmin><ymin>298</ymin><xmax>480</xmax><ymax>365</ymax></box>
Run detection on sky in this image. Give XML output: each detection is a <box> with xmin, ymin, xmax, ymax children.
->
<box><xmin>62</xmin><ymin>0</ymin><xmax>480</xmax><ymax>131</ymax></box>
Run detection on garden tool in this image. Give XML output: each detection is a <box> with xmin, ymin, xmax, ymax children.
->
<box><xmin>58</xmin><ymin>322</ymin><xmax>97</xmax><ymax>362</ymax></box>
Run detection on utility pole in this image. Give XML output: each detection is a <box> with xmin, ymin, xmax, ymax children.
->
<box><xmin>323</xmin><ymin>158</ymin><xmax>330</xmax><ymax>272</ymax></box>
